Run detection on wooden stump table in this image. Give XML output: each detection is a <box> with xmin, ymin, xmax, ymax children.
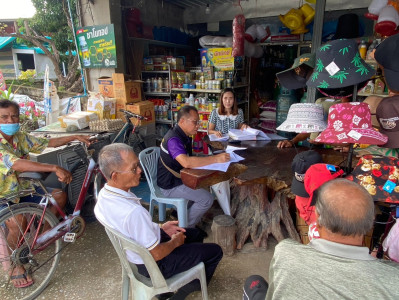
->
<box><xmin>181</xmin><ymin>140</ymin><xmax>354</xmax><ymax>249</ymax></box>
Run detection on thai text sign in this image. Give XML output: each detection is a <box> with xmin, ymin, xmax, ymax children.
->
<box><xmin>200</xmin><ymin>48</ymin><xmax>234</xmax><ymax>71</ymax></box>
<box><xmin>76</xmin><ymin>24</ymin><xmax>117</xmax><ymax>68</ymax></box>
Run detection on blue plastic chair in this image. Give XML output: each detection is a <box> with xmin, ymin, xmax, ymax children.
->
<box><xmin>139</xmin><ymin>147</ymin><xmax>189</xmax><ymax>228</ymax></box>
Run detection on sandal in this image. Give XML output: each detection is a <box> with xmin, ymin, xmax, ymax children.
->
<box><xmin>10</xmin><ymin>271</ymin><xmax>34</xmax><ymax>288</ymax></box>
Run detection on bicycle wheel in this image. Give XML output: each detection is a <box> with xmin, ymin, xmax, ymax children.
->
<box><xmin>0</xmin><ymin>203</ymin><xmax>61</xmax><ymax>300</ymax></box>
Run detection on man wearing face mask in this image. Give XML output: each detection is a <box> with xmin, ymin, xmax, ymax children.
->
<box><xmin>0</xmin><ymin>99</ymin><xmax>91</xmax><ymax>288</ymax></box>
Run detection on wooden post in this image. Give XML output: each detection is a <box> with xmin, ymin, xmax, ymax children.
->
<box><xmin>211</xmin><ymin>215</ymin><xmax>237</xmax><ymax>256</ymax></box>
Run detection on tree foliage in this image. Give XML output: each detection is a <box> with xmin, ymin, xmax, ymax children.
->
<box><xmin>0</xmin><ymin>0</ymin><xmax>83</xmax><ymax>92</ymax></box>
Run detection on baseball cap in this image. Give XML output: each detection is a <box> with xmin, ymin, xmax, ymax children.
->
<box><xmin>243</xmin><ymin>275</ymin><xmax>268</xmax><ymax>300</ymax></box>
<box><xmin>276</xmin><ymin>53</ymin><xmax>315</xmax><ymax>90</ymax></box>
<box><xmin>376</xmin><ymin>96</ymin><xmax>399</xmax><ymax>148</ymax></box>
<box><xmin>304</xmin><ymin>163</ymin><xmax>344</xmax><ymax>207</ymax></box>
<box><xmin>291</xmin><ymin>150</ymin><xmax>323</xmax><ymax>197</ymax></box>
<box><xmin>374</xmin><ymin>33</ymin><xmax>399</xmax><ymax>92</ymax></box>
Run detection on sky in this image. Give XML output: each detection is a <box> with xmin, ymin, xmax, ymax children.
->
<box><xmin>0</xmin><ymin>0</ymin><xmax>36</xmax><ymax>20</ymax></box>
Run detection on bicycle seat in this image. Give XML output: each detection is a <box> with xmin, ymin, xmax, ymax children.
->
<box><xmin>18</xmin><ymin>172</ymin><xmax>50</xmax><ymax>180</ymax></box>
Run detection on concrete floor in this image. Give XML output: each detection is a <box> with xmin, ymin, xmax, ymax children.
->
<box><xmin>36</xmin><ymin>206</ymin><xmax>276</xmax><ymax>300</ymax></box>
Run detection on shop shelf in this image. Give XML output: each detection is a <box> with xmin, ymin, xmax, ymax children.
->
<box><xmin>144</xmin><ymin>92</ymin><xmax>171</xmax><ymax>96</ymax></box>
<box><xmin>155</xmin><ymin>119</ymin><xmax>173</xmax><ymax>124</ymax></box>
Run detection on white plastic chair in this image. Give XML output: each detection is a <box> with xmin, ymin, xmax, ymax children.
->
<box><xmin>139</xmin><ymin>147</ymin><xmax>189</xmax><ymax>228</ymax></box>
<box><xmin>98</xmin><ymin>219</ymin><xmax>209</xmax><ymax>300</ymax></box>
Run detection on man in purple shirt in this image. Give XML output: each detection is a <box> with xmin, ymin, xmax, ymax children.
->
<box><xmin>157</xmin><ymin>106</ymin><xmax>230</xmax><ymax>227</ymax></box>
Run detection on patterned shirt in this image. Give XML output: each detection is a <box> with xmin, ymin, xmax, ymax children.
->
<box><xmin>209</xmin><ymin>108</ymin><xmax>244</xmax><ymax>134</ymax></box>
<box><xmin>0</xmin><ymin>131</ymin><xmax>49</xmax><ymax>201</ymax></box>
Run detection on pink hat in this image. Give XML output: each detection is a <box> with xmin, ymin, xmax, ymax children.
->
<box><xmin>315</xmin><ymin>102</ymin><xmax>388</xmax><ymax>145</ymax></box>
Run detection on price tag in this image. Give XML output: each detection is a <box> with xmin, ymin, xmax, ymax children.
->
<box><xmin>347</xmin><ymin>130</ymin><xmax>362</xmax><ymax>141</ymax></box>
<box><xmin>326</xmin><ymin>164</ymin><xmax>336</xmax><ymax>172</ymax></box>
<box><xmin>325</xmin><ymin>61</ymin><xmax>340</xmax><ymax>76</ymax></box>
<box><xmin>383</xmin><ymin>180</ymin><xmax>396</xmax><ymax>194</ymax></box>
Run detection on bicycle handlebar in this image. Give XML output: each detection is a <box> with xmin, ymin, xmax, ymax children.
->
<box><xmin>119</xmin><ymin>109</ymin><xmax>148</xmax><ymax>120</ymax></box>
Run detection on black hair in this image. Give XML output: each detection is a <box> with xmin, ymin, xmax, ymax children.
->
<box><xmin>177</xmin><ymin>105</ymin><xmax>198</xmax><ymax>123</ymax></box>
<box><xmin>0</xmin><ymin>100</ymin><xmax>20</xmax><ymax>113</ymax></box>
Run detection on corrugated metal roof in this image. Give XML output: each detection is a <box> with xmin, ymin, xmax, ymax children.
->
<box><xmin>0</xmin><ymin>37</ymin><xmax>16</xmax><ymax>50</ymax></box>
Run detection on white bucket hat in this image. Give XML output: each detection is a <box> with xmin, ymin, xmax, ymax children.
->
<box><xmin>276</xmin><ymin>103</ymin><xmax>327</xmax><ymax>133</ymax></box>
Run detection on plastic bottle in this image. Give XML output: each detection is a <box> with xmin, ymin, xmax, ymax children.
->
<box><xmin>164</xmin><ymin>77</ymin><xmax>170</xmax><ymax>92</ymax></box>
<box><xmin>157</xmin><ymin>77</ymin><xmax>163</xmax><ymax>92</ymax></box>
<box><xmin>145</xmin><ymin>78</ymin><xmax>151</xmax><ymax>92</ymax></box>
<box><xmin>359</xmin><ymin>40</ymin><xmax>367</xmax><ymax>60</ymax></box>
<box><xmin>176</xmin><ymin>93</ymin><xmax>182</xmax><ymax>105</ymax></box>
<box><xmin>366</xmin><ymin>40</ymin><xmax>378</xmax><ymax>60</ymax></box>
<box><xmin>193</xmin><ymin>133</ymin><xmax>203</xmax><ymax>153</ymax></box>
<box><xmin>194</xmin><ymin>98</ymin><xmax>199</xmax><ymax>109</ymax></box>
<box><xmin>188</xmin><ymin>94</ymin><xmax>195</xmax><ymax>106</ymax></box>
<box><xmin>78</xmin><ymin>36</ymin><xmax>91</xmax><ymax>67</ymax></box>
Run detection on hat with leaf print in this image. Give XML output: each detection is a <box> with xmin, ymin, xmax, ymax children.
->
<box><xmin>314</xmin><ymin>102</ymin><xmax>388</xmax><ymax>145</ymax></box>
<box><xmin>306</xmin><ymin>39</ymin><xmax>375</xmax><ymax>89</ymax></box>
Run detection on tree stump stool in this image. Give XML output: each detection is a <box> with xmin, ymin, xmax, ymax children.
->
<box><xmin>211</xmin><ymin>215</ymin><xmax>237</xmax><ymax>256</ymax></box>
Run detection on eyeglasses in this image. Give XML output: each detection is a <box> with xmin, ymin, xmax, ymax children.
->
<box><xmin>186</xmin><ymin>118</ymin><xmax>201</xmax><ymax>126</ymax></box>
<box><xmin>111</xmin><ymin>164</ymin><xmax>141</xmax><ymax>177</ymax></box>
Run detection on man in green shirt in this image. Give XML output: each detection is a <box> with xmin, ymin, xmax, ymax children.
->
<box><xmin>0</xmin><ymin>99</ymin><xmax>91</xmax><ymax>288</ymax></box>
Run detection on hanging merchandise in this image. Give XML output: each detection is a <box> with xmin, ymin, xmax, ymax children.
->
<box><xmin>279</xmin><ymin>3</ymin><xmax>315</xmax><ymax>34</ymax></box>
<box><xmin>365</xmin><ymin>0</ymin><xmax>399</xmax><ymax>36</ymax></box>
<box><xmin>232</xmin><ymin>14</ymin><xmax>245</xmax><ymax>57</ymax></box>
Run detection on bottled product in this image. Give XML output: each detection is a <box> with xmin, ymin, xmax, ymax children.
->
<box><xmin>193</xmin><ymin>133</ymin><xmax>203</xmax><ymax>153</ymax></box>
<box><xmin>164</xmin><ymin>77</ymin><xmax>170</xmax><ymax>92</ymax></box>
<box><xmin>78</xmin><ymin>36</ymin><xmax>91</xmax><ymax>67</ymax></box>
<box><xmin>157</xmin><ymin>77</ymin><xmax>163</xmax><ymax>92</ymax></box>
<box><xmin>145</xmin><ymin>78</ymin><xmax>151</xmax><ymax>92</ymax></box>
<box><xmin>359</xmin><ymin>40</ymin><xmax>367</xmax><ymax>60</ymax></box>
<box><xmin>194</xmin><ymin>98</ymin><xmax>199</xmax><ymax>109</ymax></box>
<box><xmin>188</xmin><ymin>94</ymin><xmax>195</xmax><ymax>106</ymax></box>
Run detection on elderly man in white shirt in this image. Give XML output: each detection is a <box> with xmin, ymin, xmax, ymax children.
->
<box><xmin>94</xmin><ymin>143</ymin><xmax>223</xmax><ymax>300</ymax></box>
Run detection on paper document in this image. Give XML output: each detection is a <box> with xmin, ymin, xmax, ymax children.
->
<box><xmin>194</xmin><ymin>149</ymin><xmax>245</xmax><ymax>172</ymax></box>
<box><xmin>226</xmin><ymin>145</ymin><xmax>247</xmax><ymax>153</ymax></box>
<box><xmin>228</xmin><ymin>128</ymin><xmax>271</xmax><ymax>141</ymax></box>
<box><xmin>209</xmin><ymin>134</ymin><xmax>229</xmax><ymax>141</ymax></box>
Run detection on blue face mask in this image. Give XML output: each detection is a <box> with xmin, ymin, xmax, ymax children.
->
<box><xmin>0</xmin><ymin>123</ymin><xmax>20</xmax><ymax>136</ymax></box>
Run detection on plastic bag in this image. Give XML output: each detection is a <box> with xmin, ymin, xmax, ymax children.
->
<box><xmin>232</xmin><ymin>14</ymin><xmax>245</xmax><ymax>57</ymax></box>
<box><xmin>211</xmin><ymin>180</ymin><xmax>231</xmax><ymax>215</ymax></box>
<box><xmin>382</xmin><ymin>219</ymin><xmax>399</xmax><ymax>262</ymax></box>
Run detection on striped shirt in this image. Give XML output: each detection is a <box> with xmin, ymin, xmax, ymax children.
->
<box><xmin>209</xmin><ymin>108</ymin><xmax>244</xmax><ymax>134</ymax></box>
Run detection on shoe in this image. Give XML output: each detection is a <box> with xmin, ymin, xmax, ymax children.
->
<box><xmin>156</xmin><ymin>292</ymin><xmax>174</xmax><ymax>300</ymax></box>
<box><xmin>10</xmin><ymin>271</ymin><xmax>34</xmax><ymax>288</ymax></box>
<box><xmin>195</xmin><ymin>226</ymin><xmax>208</xmax><ymax>238</ymax></box>
<box><xmin>170</xmin><ymin>209</ymin><xmax>178</xmax><ymax>219</ymax></box>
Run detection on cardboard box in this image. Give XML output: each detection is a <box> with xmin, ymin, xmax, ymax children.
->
<box><xmin>126</xmin><ymin>101</ymin><xmax>155</xmax><ymax>126</ymax></box>
<box><xmin>87</xmin><ymin>96</ymin><xmax>116</xmax><ymax>120</ymax></box>
<box><xmin>58</xmin><ymin>111</ymin><xmax>99</xmax><ymax>129</ymax></box>
<box><xmin>98</xmin><ymin>77</ymin><xmax>114</xmax><ymax>98</ymax></box>
<box><xmin>112</xmin><ymin>73</ymin><xmax>143</xmax><ymax>106</ymax></box>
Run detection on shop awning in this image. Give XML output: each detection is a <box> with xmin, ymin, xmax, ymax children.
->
<box><xmin>0</xmin><ymin>37</ymin><xmax>16</xmax><ymax>50</ymax></box>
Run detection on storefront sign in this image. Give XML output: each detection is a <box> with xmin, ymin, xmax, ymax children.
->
<box><xmin>76</xmin><ymin>24</ymin><xmax>117</xmax><ymax>69</ymax></box>
<box><xmin>0</xmin><ymin>71</ymin><xmax>6</xmax><ymax>91</ymax></box>
<box><xmin>200</xmin><ymin>48</ymin><xmax>234</xmax><ymax>71</ymax></box>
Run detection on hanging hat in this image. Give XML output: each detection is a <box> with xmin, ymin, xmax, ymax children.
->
<box><xmin>346</xmin><ymin>155</ymin><xmax>399</xmax><ymax>204</ymax></box>
<box><xmin>305</xmin><ymin>163</ymin><xmax>345</xmax><ymax>207</ymax></box>
<box><xmin>315</xmin><ymin>102</ymin><xmax>388</xmax><ymax>145</ymax></box>
<box><xmin>307</xmin><ymin>39</ymin><xmax>375</xmax><ymax>89</ymax></box>
<box><xmin>276</xmin><ymin>53</ymin><xmax>315</xmax><ymax>89</ymax></box>
<box><xmin>277</xmin><ymin>103</ymin><xmax>327</xmax><ymax>133</ymax></box>
<box><xmin>333</xmin><ymin>14</ymin><xmax>361</xmax><ymax>39</ymax></box>
<box><xmin>376</xmin><ymin>97</ymin><xmax>399</xmax><ymax>148</ymax></box>
<box><xmin>291</xmin><ymin>150</ymin><xmax>323</xmax><ymax>198</ymax></box>
<box><xmin>374</xmin><ymin>33</ymin><xmax>399</xmax><ymax>91</ymax></box>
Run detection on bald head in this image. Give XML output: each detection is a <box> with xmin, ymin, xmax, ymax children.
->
<box><xmin>315</xmin><ymin>179</ymin><xmax>374</xmax><ymax>236</ymax></box>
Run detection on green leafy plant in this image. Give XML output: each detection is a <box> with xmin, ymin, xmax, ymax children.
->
<box><xmin>0</xmin><ymin>83</ymin><xmax>15</xmax><ymax>101</ymax></box>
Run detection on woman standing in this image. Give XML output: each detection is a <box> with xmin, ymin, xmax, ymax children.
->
<box><xmin>208</xmin><ymin>88</ymin><xmax>249</xmax><ymax>137</ymax></box>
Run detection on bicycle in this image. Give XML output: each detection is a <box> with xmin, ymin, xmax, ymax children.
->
<box><xmin>0</xmin><ymin>110</ymin><xmax>156</xmax><ymax>300</ymax></box>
